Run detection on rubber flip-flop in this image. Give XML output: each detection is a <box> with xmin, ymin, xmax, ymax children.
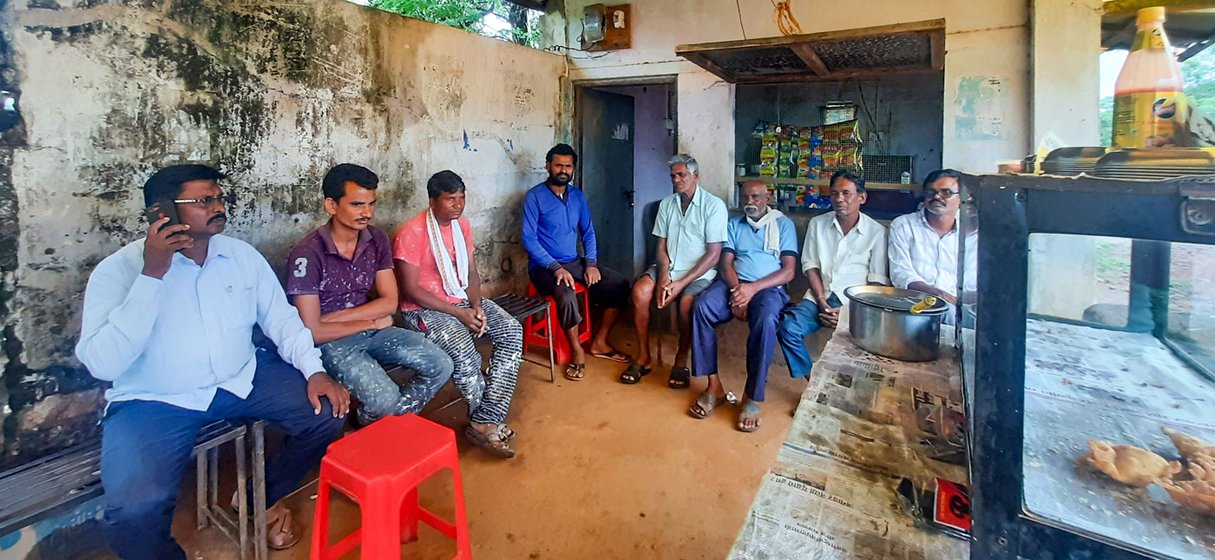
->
<box><xmin>564</xmin><ymin>363</ymin><xmax>586</xmax><ymax>381</ymax></box>
<box><xmin>590</xmin><ymin>350</ymin><xmax>631</xmax><ymax>363</ymax></box>
<box><xmin>464</xmin><ymin>425</ymin><xmax>517</xmax><ymax>458</ymax></box>
<box><xmin>619</xmin><ymin>363</ymin><xmax>652</xmax><ymax>384</ymax></box>
<box><xmin>668</xmin><ymin>366</ymin><xmax>691</xmax><ymax>389</ymax></box>
<box><xmin>689</xmin><ymin>391</ymin><xmax>720</xmax><ymax>419</ymax></box>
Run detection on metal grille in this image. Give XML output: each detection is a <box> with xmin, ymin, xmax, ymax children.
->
<box><xmin>863</xmin><ymin>155</ymin><xmax>914</xmax><ymax>184</ymax></box>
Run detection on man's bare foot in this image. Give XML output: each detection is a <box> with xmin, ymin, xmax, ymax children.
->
<box><xmin>737</xmin><ymin>400</ymin><xmax>763</xmax><ymax>433</ymax></box>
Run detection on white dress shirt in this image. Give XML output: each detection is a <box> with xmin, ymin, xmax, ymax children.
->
<box><xmin>887</xmin><ymin>210</ymin><xmax>978</xmax><ymax>295</ymax></box>
<box><xmin>802</xmin><ymin>212</ymin><xmax>889</xmax><ymax>299</ymax></box>
<box><xmin>76</xmin><ymin>234</ymin><xmax>324</xmax><ymax>411</ymax></box>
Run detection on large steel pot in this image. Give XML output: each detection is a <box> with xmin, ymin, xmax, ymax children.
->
<box><xmin>844</xmin><ymin>286</ymin><xmax>949</xmax><ymax>362</ymax></box>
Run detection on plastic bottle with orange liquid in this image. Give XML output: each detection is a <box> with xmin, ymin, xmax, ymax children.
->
<box><xmin>1112</xmin><ymin>6</ymin><xmax>1189</xmax><ymax>148</ymax></box>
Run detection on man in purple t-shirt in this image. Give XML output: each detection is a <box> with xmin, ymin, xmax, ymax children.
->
<box><xmin>286</xmin><ymin>164</ymin><xmax>453</xmax><ymax>425</ymax></box>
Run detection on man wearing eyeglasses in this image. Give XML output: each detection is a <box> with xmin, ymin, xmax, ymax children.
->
<box><xmin>888</xmin><ymin>168</ymin><xmax>974</xmax><ymax>306</ymax></box>
<box><xmin>76</xmin><ymin>164</ymin><xmax>349</xmax><ymax>559</ymax></box>
<box><xmin>778</xmin><ymin>171</ymin><xmax>888</xmax><ymax>379</ymax></box>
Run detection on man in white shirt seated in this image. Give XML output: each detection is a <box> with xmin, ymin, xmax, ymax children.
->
<box><xmin>887</xmin><ymin>168</ymin><xmax>977</xmax><ymax>322</ymax></box>
<box><xmin>778</xmin><ymin>171</ymin><xmax>889</xmax><ymax>378</ymax></box>
<box><xmin>621</xmin><ymin>154</ymin><xmax>727</xmax><ymax>388</ymax></box>
<box><xmin>76</xmin><ymin>164</ymin><xmax>350</xmax><ymax>559</ymax></box>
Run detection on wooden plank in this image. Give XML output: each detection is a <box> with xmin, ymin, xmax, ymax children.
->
<box><xmin>735</xmin><ymin>176</ymin><xmax>913</xmax><ymax>191</ymax></box>
<box><xmin>675</xmin><ymin>18</ymin><xmax>945</xmax><ymax>55</ymax></box>
<box><xmin>1103</xmin><ymin>0</ymin><xmax>1215</xmax><ymax>16</ymax></box>
<box><xmin>789</xmin><ymin>43</ymin><xmax>830</xmax><ymax>76</ymax></box>
<box><xmin>733</xmin><ymin>64</ymin><xmax>938</xmax><ymax>85</ymax></box>
<box><xmin>505</xmin><ymin>0</ymin><xmax>547</xmax><ymax>10</ymax></box>
<box><xmin>929</xmin><ymin>31</ymin><xmax>945</xmax><ymax>70</ymax></box>
<box><xmin>680</xmin><ymin>52</ymin><xmax>735</xmax><ymax>82</ymax></box>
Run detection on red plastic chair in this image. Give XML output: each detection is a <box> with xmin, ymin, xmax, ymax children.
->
<box><xmin>524</xmin><ymin>281</ymin><xmax>592</xmax><ymax>365</ymax></box>
<box><xmin>310</xmin><ymin>414</ymin><xmax>471</xmax><ymax>560</ymax></box>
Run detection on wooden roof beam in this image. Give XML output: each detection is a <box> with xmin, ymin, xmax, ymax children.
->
<box><xmin>1103</xmin><ymin>0</ymin><xmax>1215</xmax><ymax>17</ymax></box>
<box><xmin>789</xmin><ymin>44</ymin><xmax>830</xmax><ymax>76</ymax></box>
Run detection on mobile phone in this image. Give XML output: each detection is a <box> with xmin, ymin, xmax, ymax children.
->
<box><xmin>143</xmin><ymin>201</ymin><xmax>179</xmax><ymax>227</ymax></box>
<box><xmin>826</xmin><ymin>292</ymin><xmax>842</xmax><ymax>309</ymax></box>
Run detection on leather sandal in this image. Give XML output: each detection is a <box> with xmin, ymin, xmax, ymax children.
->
<box><xmin>464</xmin><ymin>424</ymin><xmax>517</xmax><ymax>458</ymax></box>
<box><xmin>619</xmin><ymin>363</ymin><xmax>651</xmax><ymax>384</ymax></box>
<box><xmin>689</xmin><ymin>391</ymin><xmax>720</xmax><ymax>419</ymax></box>
<box><xmin>564</xmin><ymin>363</ymin><xmax>586</xmax><ymax>381</ymax></box>
<box><xmin>265</xmin><ymin>504</ymin><xmax>301</xmax><ymax>550</ymax></box>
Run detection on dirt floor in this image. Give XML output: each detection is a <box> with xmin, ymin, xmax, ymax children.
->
<box><xmin>171</xmin><ymin>326</ymin><xmax>821</xmax><ymax>559</ymax></box>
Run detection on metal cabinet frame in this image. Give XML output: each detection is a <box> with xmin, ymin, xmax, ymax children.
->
<box><xmin>965</xmin><ymin>173</ymin><xmax>1215</xmax><ymax>559</ymax></box>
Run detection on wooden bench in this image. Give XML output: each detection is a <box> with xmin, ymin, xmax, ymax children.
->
<box><xmin>492</xmin><ymin>293</ymin><xmax>555</xmax><ymax>382</ymax></box>
<box><xmin>0</xmin><ymin>420</ymin><xmax>269</xmax><ymax>560</ymax></box>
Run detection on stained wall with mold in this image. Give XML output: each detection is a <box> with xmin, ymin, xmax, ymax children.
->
<box><xmin>0</xmin><ymin>0</ymin><xmax>564</xmax><ymax>467</ymax></box>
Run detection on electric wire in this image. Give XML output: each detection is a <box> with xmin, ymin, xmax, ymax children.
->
<box><xmin>736</xmin><ymin>0</ymin><xmax>747</xmax><ymax>39</ymax></box>
<box><xmin>771</xmin><ymin>0</ymin><xmax>803</xmax><ymax>36</ymax></box>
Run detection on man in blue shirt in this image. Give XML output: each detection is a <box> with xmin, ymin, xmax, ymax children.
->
<box><xmin>522</xmin><ymin>143</ymin><xmax>631</xmax><ymax>381</ymax></box>
<box><xmin>76</xmin><ymin>165</ymin><xmax>349</xmax><ymax>559</ymax></box>
<box><xmin>689</xmin><ymin>181</ymin><xmax>797</xmax><ymax>433</ymax></box>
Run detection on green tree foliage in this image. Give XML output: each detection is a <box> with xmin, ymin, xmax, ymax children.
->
<box><xmin>370</xmin><ymin>0</ymin><xmax>541</xmax><ymax>47</ymax></box>
<box><xmin>1182</xmin><ymin>50</ymin><xmax>1215</xmax><ymax>118</ymax></box>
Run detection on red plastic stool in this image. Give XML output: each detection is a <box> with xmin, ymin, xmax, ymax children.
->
<box><xmin>524</xmin><ymin>281</ymin><xmax>592</xmax><ymax>364</ymax></box>
<box><xmin>311</xmin><ymin>414</ymin><xmax>471</xmax><ymax>560</ymax></box>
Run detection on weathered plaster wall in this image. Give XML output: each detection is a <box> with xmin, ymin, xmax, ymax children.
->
<box><xmin>550</xmin><ymin>0</ymin><xmax>1033</xmax><ymax>201</ymax></box>
<box><xmin>0</xmin><ymin>0</ymin><xmax>563</xmax><ymax>466</ymax></box>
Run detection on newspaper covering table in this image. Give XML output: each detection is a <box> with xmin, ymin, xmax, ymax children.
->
<box><xmin>729</xmin><ymin>311</ymin><xmax>970</xmax><ymax>559</ymax></box>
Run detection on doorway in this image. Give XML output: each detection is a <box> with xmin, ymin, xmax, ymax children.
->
<box><xmin>575</xmin><ymin>80</ymin><xmax>677</xmax><ymax>278</ymax></box>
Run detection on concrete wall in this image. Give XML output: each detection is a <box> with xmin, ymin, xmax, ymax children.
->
<box><xmin>0</xmin><ymin>0</ymin><xmax>564</xmax><ymax>467</ymax></box>
<box><xmin>549</xmin><ymin>0</ymin><xmax>1033</xmax><ymax>202</ymax></box>
<box><xmin>735</xmin><ymin>72</ymin><xmax>945</xmax><ymax>184</ymax></box>
<box><xmin>1026</xmin><ymin>0</ymin><xmax>1103</xmax><ymax>319</ymax></box>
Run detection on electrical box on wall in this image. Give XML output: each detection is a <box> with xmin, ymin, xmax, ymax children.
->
<box><xmin>581</xmin><ymin>3</ymin><xmax>631</xmax><ymax>51</ymax></box>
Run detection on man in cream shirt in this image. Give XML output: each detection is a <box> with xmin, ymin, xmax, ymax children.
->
<box><xmin>888</xmin><ymin>168</ymin><xmax>977</xmax><ymax>325</ymax></box>
<box><xmin>778</xmin><ymin>171</ymin><xmax>888</xmax><ymax>378</ymax></box>
<box><xmin>622</xmin><ymin>154</ymin><xmax>728</xmax><ymax>389</ymax></box>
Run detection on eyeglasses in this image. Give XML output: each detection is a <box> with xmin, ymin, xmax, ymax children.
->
<box><xmin>174</xmin><ymin>192</ymin><xmax>235</xmax><ymax>207</ymax></box>
<box><xmin>924</xmin><ymin>189</ymin><xmax>959</xmax><ymax>200</ymax></box>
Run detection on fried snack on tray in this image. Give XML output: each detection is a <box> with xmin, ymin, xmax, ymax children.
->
<box><xmin>1160</xmin><ymin>480</ymin><xmax>1215</xmax><ymax>516</ymax></box>
<box><xmin>1162</xmin><ymin>427</ymin><xmax>1215</xmax><ymax>461</ymax></box>
<box><xmin>1078</xmin><ymin>440</ymin><xmax>1182</xmax><ymax>487</ymax></box>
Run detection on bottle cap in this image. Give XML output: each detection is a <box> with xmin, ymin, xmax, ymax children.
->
<box><xmin>1137</xmin><ymin>6</ymin><xmax>1166</xmax><ymax>26</ymax></box>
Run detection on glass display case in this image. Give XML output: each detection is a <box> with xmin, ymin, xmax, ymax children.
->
<box><xmin>963</xmin><ymin>173</ymin><xmax>1215</xmax><ymax>559</ymax></box>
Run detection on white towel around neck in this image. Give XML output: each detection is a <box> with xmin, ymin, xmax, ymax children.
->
<box><xmin>426</xmin><ymin>208</ymin><xmax>469</xmax><ymax>300</ymax></box>
<box><xmin>746</xmin><ymin>209</ymin><xmax>786</xmax><ymax>257</ymax></box>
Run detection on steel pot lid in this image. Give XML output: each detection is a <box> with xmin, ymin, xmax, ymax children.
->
<box><xmin>844</xmin><ymin>286</ymin><xmax>950</xmax><ymax>315</ymax></box>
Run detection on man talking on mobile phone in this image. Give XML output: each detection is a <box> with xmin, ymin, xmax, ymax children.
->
<box><xmin>778</xmin><ymin>171</ymin><xmax>889</xmax><ymax>379</ymax></box>
<box><xmin>75</xmin><ymin>164</ymin><xmax>348</xmax><ymax>559</ymax></box>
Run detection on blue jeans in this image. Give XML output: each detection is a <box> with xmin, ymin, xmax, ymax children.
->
<box><xmin>319</xmin><ymin>327</ymin><xmax>453</xmax><ymax>422</ymax></box>
<box><xmin>778</xmin><ymin>299</ymin><xmax>825</xmax><ymax>379</ymax></box>
<box><xmin>690</xmin><ymin>279</ymin><xmax>788</xmax><ymax>402</ymax></box>
<box><xmin>100</xmin><ymin>350</ymin><xmax>345</xmax><ymax>560</ymax></box>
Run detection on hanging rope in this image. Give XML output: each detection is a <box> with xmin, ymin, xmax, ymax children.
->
<box><xmin>772</xmin><ymin>0</ymin><xmax>803</xmax><ymax>36</ymax></box>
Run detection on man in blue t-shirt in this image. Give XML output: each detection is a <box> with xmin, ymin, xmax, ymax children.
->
<box><xmin>522</xmin><ymin>144</ymin><xmax>631</xmax><ymax>381</ymax></box>
<box><xmin>689</xmin><ymin>181</ymin><xmax>798</xmax><ymax>433</ymax></box>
